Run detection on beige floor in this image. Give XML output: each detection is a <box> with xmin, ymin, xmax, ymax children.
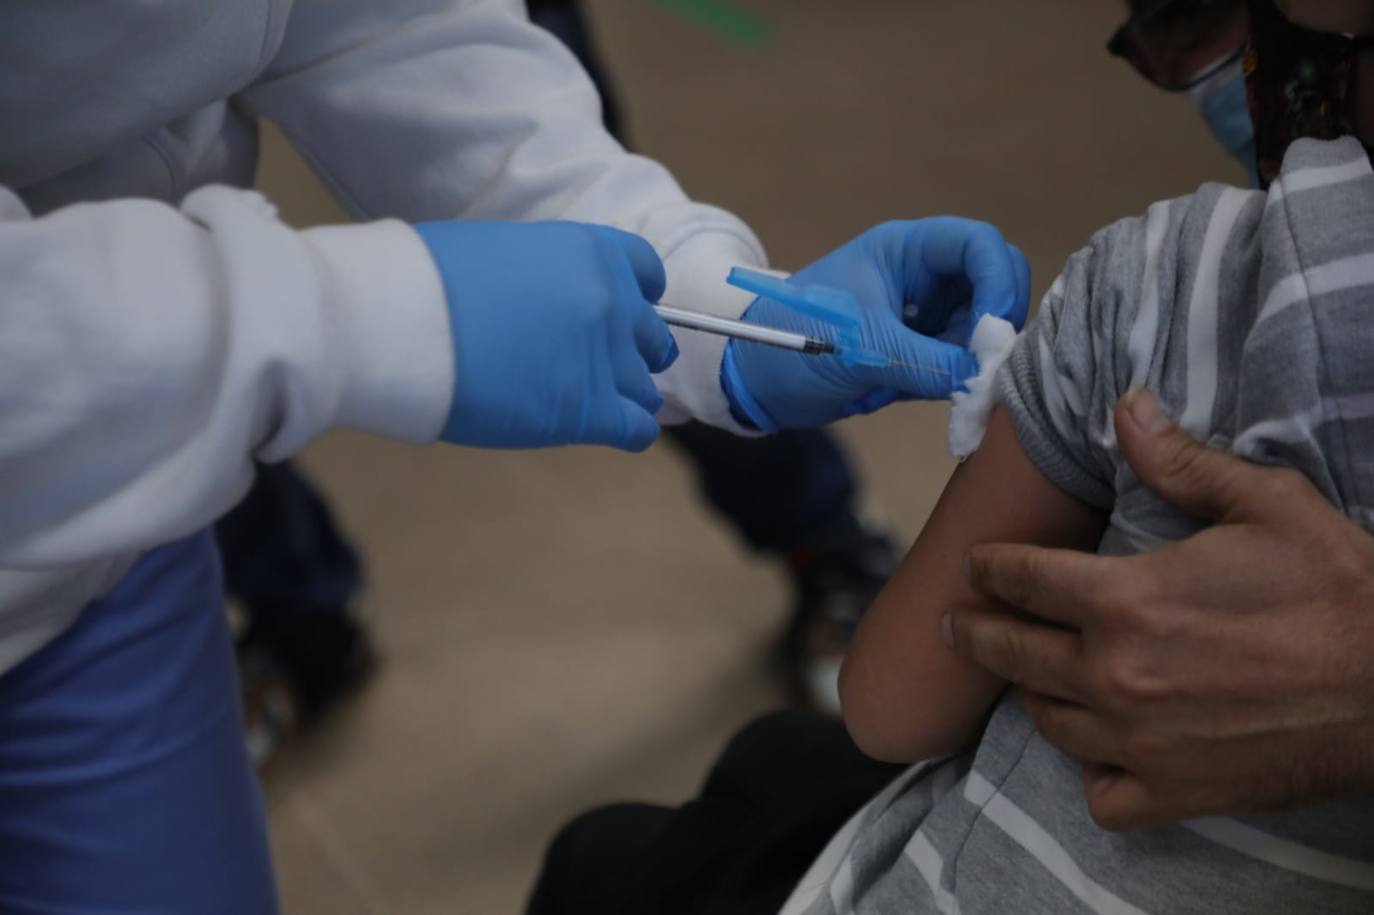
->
<box><xmin>255</xmin><ymin>1</ymin><xmax>1241</xmax><ymax>911</ymax></box>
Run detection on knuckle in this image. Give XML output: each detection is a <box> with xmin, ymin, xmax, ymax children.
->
<box><xmin>1094</xmin><ymin>574</ymin><xmax>1142</xmax><ymax>627</ymax></box>
<box><xmin>1087</xmin><ymin>799</ymin><xmax>1129</xmax><ymax>833</ymax></box>
<box><xmin>590</xmin><ymin>231</ymin><xmax>632</xmax><ymax>281</ymax></box>
<box><xmin>972</xmin><ymin>219</ymin><xmax>1005</xmax><ymax>244</ymax></box>
<box><xmin>1158</xmin><ymin>433</ymin><xmax>1213</xmax><ymax>488</ymax></box>
<box><xmin>1330</xmin><ymin>540</ymin><xmax>1372</xmax><ymax>591</ymax></box>
<box><xmin>1082</xmin><ymin>776</ymin><xmax>1131</xmax><ymax>832</ymax></box>
<box><xmin>946</xmin><ymin>610</ymin><xmax>978</xmax><ymax>659</ymax></box>
<box><xmin>1028</xmin><ymin>702</ymin><xmax>1083</xmax><ymax>755</ymax></box>
<box><xmin>1258</xmin><ymin>466</ymin><xmax>1308</xmax><ymax>504</ymax></box>
<box><xmin>584</xmin><ymin>293</ymin><xmax>616</xmax><ymax>325</ymax></box>
<box><xmin>564</xmin><ymin>221</ymin><xmax>602</xmax><ymax>256</ymax></box>
<box><xmin>1185</xmin><ymin>783</ymin><xmax>1232</xmax><ymax>820</ymax></box>
<box><xmin>1100</xmin><ymin>662</ymin><xmax>1136</xmax><ymax>701</ymax></box>
<box><xmin>1083</xmin><ymin>659</ymin><xmax>1114</xmax><ymax>704</ymax></box>
<box><xmin>1117</xmin><ymin>592</ymin><xmax>1172</xmax><ymax>641</ymax></box>
<box><xmin>1096</xmin><ymin>562</ymin><xmax>1172</xmax><ymax>640</ymax></box>
<box><xmin>1124</xmin><ymin>664</ymin><xmax>1170</xmax><ymax>704</ymax></box>
<box><xmin>1107</xmin><ymin>558</ymin><xmax>1158</xmax><ymax>608</ymax></box>
<box><xmin>1022</xmin><ymin>692</ymin><xmax>1055</xmax><ymax>732</ymax></box>
<box><xmin>1119</xmin><ymin>726</ymin><xmax>1166</xmax><ymax>768</ymax></box>
<box><xmin>1096</xmin><ymin>653</ymin><xmax>1167</xmax><ymax>707</ymax></box>
<box><xmin>991</xmin><ymin>622</ymin><xmax>1026</xmax><ymax>673</ymax></box>
<box><xmin>583</xmin><ymin>222</ymin><xmax>614</xmax><ymax>252</ymax></box>
<box><xmin>995</xmin><ymin>550</ymin><xmax>1039</xmax><ymax>609</ymax></box>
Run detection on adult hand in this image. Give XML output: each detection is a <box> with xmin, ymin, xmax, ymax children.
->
<box><xmin>415</xmin><ymin>220</ymin><xmax>676</xmax><ymax>452</ymax></box>
<box><xmin>723</xmin><ymin>218</ymin><xmax>1030</xmax><ymax>431</ymax></box>
<box><xmin>948</xmin><ymin>388</ymin><xmax>1374</xmax><ymax>830</ymax></box>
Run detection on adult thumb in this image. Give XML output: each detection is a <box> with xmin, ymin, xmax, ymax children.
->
<box><xmin>1114</xmin><ymin>387</ymin><xmax>1269</xmax><ymax>523</ymax></box>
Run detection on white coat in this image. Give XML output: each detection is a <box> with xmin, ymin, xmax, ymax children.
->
<box><xmin>0</xmin><ymin>0</ymin><xmax>766</xmax><ymax>672</ymax></box>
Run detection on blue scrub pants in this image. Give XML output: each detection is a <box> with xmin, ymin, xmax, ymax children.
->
<box><xmin>0</xmin><ymin>531</ymin><xmax>279</xmax><ymax>914</ymax></box>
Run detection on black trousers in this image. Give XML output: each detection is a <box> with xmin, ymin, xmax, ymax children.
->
<box><xmin>216</xmin><ymin>461</ymin><xmax>361</xmax><ymax>613</ymax></box>
<box><xmin>526</xmin><ymin>712</ymin><xmax>903</xmax><ymax>915</ymax></box>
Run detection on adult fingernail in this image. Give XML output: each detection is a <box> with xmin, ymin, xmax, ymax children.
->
<box><xmin>940</xmin><ymin>612</ymin><xmax>954</xmax><ymax>647</ymax></box>
<box><xmin>1124</xmin><ymin>386</ymin><xmax>1171</xmax><ymax>435</ymax></box>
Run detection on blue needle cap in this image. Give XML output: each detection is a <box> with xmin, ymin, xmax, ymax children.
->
<box><xmin>726</xmin><ymin>268</ymin><xmax>891</xmax><ymax>369</ymax></box>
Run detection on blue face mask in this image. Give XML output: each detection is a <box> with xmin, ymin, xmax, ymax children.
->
<box><xmin>1189</xmin><ymin>57</ymin><xmax>1261</xmax><ymax>187</ymax></box>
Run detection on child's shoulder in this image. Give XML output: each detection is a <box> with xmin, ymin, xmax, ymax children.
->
<box><xmin>1006</xmin><ymin>137</ymin><xmax>1374</xmax><ymax>525</ymax></box>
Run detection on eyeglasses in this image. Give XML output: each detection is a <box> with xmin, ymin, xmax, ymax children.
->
<box><xmin>1107</xmin><ymin>0</ymin><xmax>1251</xmax><ymax>91</ymax></box>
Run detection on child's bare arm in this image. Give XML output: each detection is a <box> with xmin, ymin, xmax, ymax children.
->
<box><xmin>839</xmin><ymin>406</ymin><xmax>1108</xmax><ymax>763</ymax></box>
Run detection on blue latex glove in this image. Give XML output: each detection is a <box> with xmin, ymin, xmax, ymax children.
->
<box><xmin>723</xmin><ymin>218</ymin><xmax>1031</xmax><ymax>432</ymax></box>
<box><xmin>415</xmin><ymin>220</ymin><xmax>678</xmax><ymax>452</ymax></box>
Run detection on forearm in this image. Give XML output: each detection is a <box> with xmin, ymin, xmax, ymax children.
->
<box><xmin>0</xmin><ymin>185</ymin><xmax>450</xmax><ymax>565</ymax></box>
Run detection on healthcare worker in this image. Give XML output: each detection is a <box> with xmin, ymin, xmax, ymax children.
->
<box><xmin>0</xmin><ymin>1</ymin><xmax>1028</xmax><ymax>910</ymax></box>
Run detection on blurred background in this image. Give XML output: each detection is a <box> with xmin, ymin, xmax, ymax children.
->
<box><xmin>253</xmin><ymin>0</ymin><xmax>1241</xmax><ymax>910</ymax></box>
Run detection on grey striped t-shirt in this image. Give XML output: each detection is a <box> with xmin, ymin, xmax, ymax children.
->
<box><xmin>780</xmin><ymin>137</ymin><xmax>1374</xmax><ymax>915</ymax></box>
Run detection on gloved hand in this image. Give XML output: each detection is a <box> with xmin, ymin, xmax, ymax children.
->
<box><xmin>414</xmin><ymin>220</ymin><xmax>677</xmax><ymax>452</ymax></box>
<box><xmin>723</xmin><ymin>218</ymin><xmax>1031</xmax><ymax>432</ymax></box>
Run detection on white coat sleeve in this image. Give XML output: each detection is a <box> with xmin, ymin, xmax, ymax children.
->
<box><xmin>0</xmin><ymin>186</ymin><xmax>453</xmax><ymax>566</ymax></box>
<box><xmin>238</xmin><ymin>0</ymin><xmax>765</xmax><ymax>431</ymax></box>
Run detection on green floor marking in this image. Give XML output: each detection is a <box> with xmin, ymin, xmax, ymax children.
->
<box><xmin>655</xmin><ymin>0</ymin><xmax>772</xmax><ymax>48</ymax></box>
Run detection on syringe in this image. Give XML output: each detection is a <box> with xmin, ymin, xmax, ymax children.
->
<box><xmin>653</xmin><ymin>269</ymin><xmax>950</xmax><ymax>376</ymax></box>
<box><xmin>653</xmin><ymin>305</ymin><xmax>836</xmax><ymax>356</ymax></box>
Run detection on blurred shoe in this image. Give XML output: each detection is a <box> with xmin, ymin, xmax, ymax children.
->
<box><xmin>780</xmin><ymin>529</ymin><xmax>900</xmax><ymax>715</ymax></box>
<box><xmin>235</xmin><ymin>605</ymin><xmax>379</xmax><ymax>770</ymax></box>
<box><xmin>238</xmin><ymin>641</ymin><xmax>302</xmax><ymax>771</ymax></box>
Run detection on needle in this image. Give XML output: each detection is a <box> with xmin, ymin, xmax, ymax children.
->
<box><xmin>885</xmin><ymin>361</ymin><xmax>952</xmax><ymax>376</ymax></box>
